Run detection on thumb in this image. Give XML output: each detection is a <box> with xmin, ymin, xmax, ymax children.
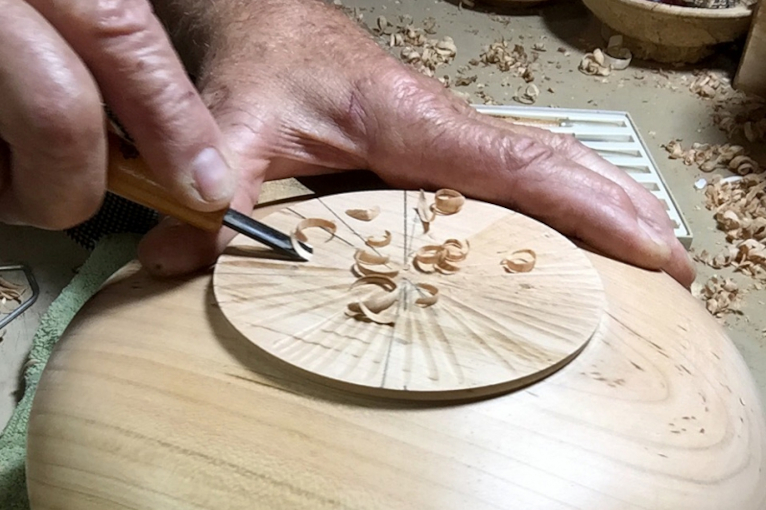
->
<box><xmin>137</xmin><ymin>117</ymin><xmax>272</xmax><ymax>275</ymax></box>
<box><xmin>137</xmin><ymin>184</ymin><xmax>261</xmax><ymax>276</ymax></box>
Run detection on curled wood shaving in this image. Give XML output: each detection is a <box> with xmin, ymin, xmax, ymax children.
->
<box><xmin>415</xmin><ymin>283</ymin><xmax>439</xmax><ymax>307</ymax></box>
<box><xmin>345</xmin><ymin>206</ymin><xmax>380</xmax><ymax>221</ymax></box>
<box><xmin>502</xmin><ymin>249</ymin><xmax>537</xmax><ymax>273</ymax></box>
<box><xmin>432</xmin><ymin>189</ymin><xmax>465</xmax><ymax>215</ymax></box>
<box><xmin>579</xmin><ymin>49</ymin><xmax>611</xmax><ymax>77</ymax></box>
<box><xmin>366</xmin><ymin>230</ymin><xmax>392</xmax><ymax>248</ymax></box>
<box><xmin>513</xmin><ymin>83</ymin><xmax>540</xmax><ymax>105</ymax></box>
<box><xmin>354</xmin><ymin>249</ymin><xmax>389</xmax><ymax>266</ymax></box>
<box><xmin>352</xmin><ymin>249</ymin><xmax>399</xmax><ymax>278</ymax></box>
<box><xmin>346</xmin><ymin>276</ymin><xmax>399</xmax><ymax>325</ymax></box>
<box><xmin>442</xmin><ymin>239</ymin><xmax>469</xmax><ymax>262</ymax></box>
<box><xmin>349</xmin><ymin>275</ymin><xmax>397</xmax><ymax>292</ymax></box>
<box><xmin>417</xmin><ymin>190</ymin><xmax>435</xmax><ymax>232</ymax></box>
<box><xmin>413</xmin><ymin>239</ymin><xmax>470</xmax><ymax>274</ymax></box>
<box><xmin>293</xmin><ymin>218</ymin><xmax>337</xmax><ymax>243</ymax></box>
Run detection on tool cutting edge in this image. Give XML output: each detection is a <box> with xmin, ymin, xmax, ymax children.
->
<box><xmin>223</xmin><ymin>209</ymin><xmax>313</xmax><ymax>262</ymax></box>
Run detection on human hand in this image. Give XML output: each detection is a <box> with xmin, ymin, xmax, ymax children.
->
<box><xmin>136</xmin><ymin>0</ymin><xmax>694</xmax><ymax>288</ymax></box>
<box><xmin>0</xmin><ymin>0</ymin><xmax>237</xmax><ymax>230</ymax></box>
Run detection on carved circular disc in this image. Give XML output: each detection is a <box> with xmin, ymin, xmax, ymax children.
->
<box><xmin>214</xmin><ymin>190</ymin><xmax>606</xmax><ymax>400</ymax></box>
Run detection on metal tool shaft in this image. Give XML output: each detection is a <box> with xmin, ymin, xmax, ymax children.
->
<box><xmin>223</xmin><ymin>209</ymin><xmax>313</xmax><ymax>261</ymax></box>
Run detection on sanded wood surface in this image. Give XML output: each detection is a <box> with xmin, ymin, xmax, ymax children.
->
<box><xmin>25</xmin><ymin>198</ymin><xmax>766</xmax><ymax>510</ymax></box>
<box><xmin>213</xmin><ymin>191</ymin><xmax>606</xmax><ymax>400</ymax></box>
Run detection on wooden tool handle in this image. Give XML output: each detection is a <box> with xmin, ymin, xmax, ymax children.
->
<box><xmin>106</xmin><ymin>132</ymin><xmax>227</xmax><ymax>232</ymax></box>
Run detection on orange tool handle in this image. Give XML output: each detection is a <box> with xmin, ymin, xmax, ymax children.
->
<box><xmin>106</xmin><ymin>132</ymin><xmax>227</xmax><ymax>232</ymax></box>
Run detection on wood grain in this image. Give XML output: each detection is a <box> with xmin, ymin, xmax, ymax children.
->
<box><xmin>25</xmin><ymin>198</ymin><xmax>766</xmax><ymax>510</ymax></box>
<box><xmin>213</xmin><ymin>190</ymin><xmax>606</xmax><ymax>400</ymax></box>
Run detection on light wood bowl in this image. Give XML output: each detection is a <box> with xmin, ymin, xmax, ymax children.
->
<box><xmin>581</xmin><ymin>0</ymin><xmax>754</xmax><ymax>63</ymax></box>
<box><xmin>24</xmin><ymin>197</ymin><xmax>766</xmax><ymax>509</ymax></box>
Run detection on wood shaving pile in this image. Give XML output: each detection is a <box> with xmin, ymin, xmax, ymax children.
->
<box><xmin>695</xmin><ymin>174</ymin><xmax>766</xmax><ymax>279</ymax></box>
<box><xmin>689</xmin><ymin>71</ymin><xmax>724</xmax><ymax>98</ymax></box>
<box><xmin>474</xmin><ymin>39</ymin><xmax>538</xmax><ymax>82</ymax></box>
<box><xmin>692</xmin><ymin>276</ymin><xmax>742</xmax><ymax>319</ymax></box>
<box><xmin>662</xmin><ymin>140</ymin><xmax>759</xmax><ymax>175</ymax></box>
<box><xmin>375</xmin><ymin>15</ymin><xmax>456</xmax><ymax>79</ymax></box>
<box><xmin>713</xmin><ymin>93</ymin><xmax>766</xmax><ymax>143</ymax></box>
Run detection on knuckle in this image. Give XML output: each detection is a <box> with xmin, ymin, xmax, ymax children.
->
<box><xmin>76</xmin><ymin>0</ymin><xmax>154</xmax><ymax>40</ymax></box>
<box><xmin>601</xmin><ymin>179</ymin><xmax>633</xmax><ymax>211</ymax></box>
<box><xmin>550</xmin><ymin>133</ymin><xmax>581</xmax><ymax>153</ymax></box>
<box><xmin>29</xmin><ymin>91</ymin><xmax>101</xmax><ymax>151</ymax></box>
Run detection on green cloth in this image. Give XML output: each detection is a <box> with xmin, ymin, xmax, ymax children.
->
<box><xmin>0</xmin><ymin>234</ymin><xmax>140</xmax><ymax>510</ymax></box>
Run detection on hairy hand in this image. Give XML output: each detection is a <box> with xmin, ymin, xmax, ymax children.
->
<box><xmin>0</xmin><ymin>0</ymin><xmax>237</xmax><ymax>231</ymax></box>
<box><xmin>147</xmin><ymin>0</ymin><xmax>689</xmax><ymax>288</ymax></box>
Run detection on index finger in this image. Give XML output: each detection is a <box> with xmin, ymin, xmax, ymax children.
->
<box><xmin>28</xmin><ymin>0</ymin><xmax>237</xmax><ymax>212</ymax></box>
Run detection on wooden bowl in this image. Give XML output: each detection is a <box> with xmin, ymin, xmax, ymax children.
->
<box><xmin>24</xmin><ymin>197</ymin><xmax>766</xmax><ymax>509</ymax></box>
<box><xmin>475</xmin><ymin>0</ymin><xmax>553</xmax><ymax>6</ymax></box>
<box><xmin>581</xmin><ymin>0</ymin><xmax>754</xmax><ymax>63</ymax></box>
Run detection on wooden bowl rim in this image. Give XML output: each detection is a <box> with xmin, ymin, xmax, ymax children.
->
<box><xmin>590</xmin><ymin>0</ymin><xmax>753</xmax><ymax>19</ymax></box>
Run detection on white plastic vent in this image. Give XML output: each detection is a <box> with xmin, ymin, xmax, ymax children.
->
<box><xmin>473</xmin><ymin>105</ymin><xmax>692</xmax><ymax>248</ymax></box>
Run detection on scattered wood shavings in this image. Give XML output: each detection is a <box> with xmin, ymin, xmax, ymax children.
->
<box><xmin>377</xmin><ymin>16</ymin><xmax>457</xmax><ymax>79</ymax></box>
<box><xmin>700</xmin><ymin>174</ymin><xmax>766</xmax><ymax>279</ymax></box>
<box><xmin>502</xmin><ymin>249</ymin><xmax>537</xmax><ymax>273</ymax></box>
<box><xmin>432</xmin><ymin>189</ymin><xmax>465</xmax><ymax>215</ymax></box>
<box><xmin>662</xmin><ymin>140</ymin><xmax>759</xmax><ymax>175</ymax></box>
<box><xmin>693</xmin><ymin>276</ymin><xmax>743</xmax><ymax>319</ymax></box>
<box><xmin>366</xmin><ymin>231</ymin><xmax>392</xmax><ymax>248</ymax></box>
<box><xmin>346</xmin><ymin>206</ymin><xmax>380</xmax><ymax>221</ymax></box>
<box><xmin>477</xmin><ymin>39</ymin><xmax>538</xmax><ymax>81</ymax></box>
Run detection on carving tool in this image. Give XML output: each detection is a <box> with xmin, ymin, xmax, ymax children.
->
<box><xmin>105</xmin><ymin>131</ymin><xmax>313</xmax><ymax>261</ymax></box>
